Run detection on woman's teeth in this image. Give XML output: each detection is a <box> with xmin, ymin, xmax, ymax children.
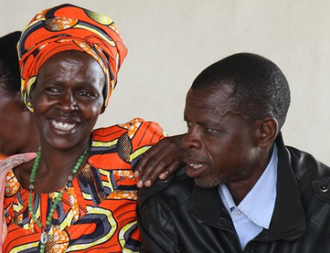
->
<box><xmin>51</xmin><ymin>120</ymin><xmax>76</xmax><ymax>130</ymax></box>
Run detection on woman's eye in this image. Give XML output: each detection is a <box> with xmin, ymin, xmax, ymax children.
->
<box><xmin>81</xmin><ymin>91</ymin><xmax>91</xmax><ymax>96</ymax></box>
<box><xmin>78</xmin><ymin>90</ymin><xmax>97</xmax><ymax>99</ymax></box>
<box><xmin>45</xmin><ymin>87</ymin><xmax>61</xmax><ymax>95</ymax></box>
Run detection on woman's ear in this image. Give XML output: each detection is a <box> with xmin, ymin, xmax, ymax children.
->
<box><xmin>26</xmin><ymin>83</ymin><xmax>37</xmax><ymax>112</ymax></box>
<box><xmin>255</xmin><ymin>117</ymin><xmax>278</xmax><ymax>148</ymax></box>
<box><xmin>15</xmin><ymin>92</ymin><xmax>30</xmax><ymax>111</ymax></box>
<box><xmin>22</xmin><ymin>102</ymin><xmax>30</xmax><ymax>111</ymax></box>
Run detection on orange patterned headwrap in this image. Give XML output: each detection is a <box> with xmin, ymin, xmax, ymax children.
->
<box><xmin>18</xmin><ymin>3</ymin><xmax>128</xmax><ymax>111</ymax></box>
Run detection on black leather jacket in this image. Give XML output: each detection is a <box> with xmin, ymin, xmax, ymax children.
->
<box><xmin>137</xmin><ymin>134</ymin><xmax>330</xmax><ymax>253</ymax></box>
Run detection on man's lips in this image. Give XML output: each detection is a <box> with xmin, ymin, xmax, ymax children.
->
<box><xmin>50</xmin><ymin>119</ymin><xmax>77</xmax><ymax>131</ymax></box>
<box><xmin>185</xmin><ymin>162</ymin><xmax>207</xmax><ymax>178</ymax></box>
<box><xmin>183</xmin><ymin>152</ymin><xmax>207</xmax><ymax>168</ymax></box>
<box><xmin>187</xmin><ymin>163</ymin><xmax>203</xmax><ymax>169</ymax></box>
<box><xmin>183</xmin><ymin>152</ymin><xmax>210</xmax><ymax>177</ymax></box>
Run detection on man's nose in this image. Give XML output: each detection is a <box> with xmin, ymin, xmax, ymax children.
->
<box><xmin>182</xmin><ymin>126</ymin><xmax>203</xmax><ymax>150</ymax></box>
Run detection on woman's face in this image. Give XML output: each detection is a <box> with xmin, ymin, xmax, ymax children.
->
<box><xmin>30</xmin><ymin>51</ymin><xmax>105</xmax><ymax>151</ymax></box>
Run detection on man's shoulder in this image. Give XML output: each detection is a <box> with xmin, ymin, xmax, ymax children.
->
<box><xmin>286</xmin><ymin>145</ymin><xmax>330</xmax><ymax>178</ymax></box>
<box><xmin>138</xmin><ymin>166</ymin><xmax>194</xmax><ymax>209</ymax></box>
<box><xmin>286</xmin><ymin>145</ymin><xmax>330</xmax><ymax>202</ymax></box>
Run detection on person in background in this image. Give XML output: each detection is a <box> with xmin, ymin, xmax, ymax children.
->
<box><xmin>0</xmin><ymin>4</ymin><xmax>182</xmax><ymax>252</ymax></box>
<box><xmin>137</xmin><ymin>52</ymin><xmax>330</xmax><ymax>252</ymax></box>
<box><xmin>0</xmin><ymin>31</ymin><xmax>39</xmax><ymax>159</ymax></box>
<box><xmin>0</xmin><ymin>32</ymin><xmax>40</xmax><ymax>247</ymax></box>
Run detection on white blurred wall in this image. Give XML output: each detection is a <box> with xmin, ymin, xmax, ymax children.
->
<box><xmin>1</xmin><ymin>0</ymin><xmax>330</xmax><ymax>164</ymax></box>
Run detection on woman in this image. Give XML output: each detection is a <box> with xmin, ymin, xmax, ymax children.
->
<box><xmin>0</xmin><ymin>30</ymin><xmax>182</xmax><ymax>185</ymax></box>
<box><xmin>1</xmin><ymin>4</ymin><xmax>179</xmax><ymax>252</ymax></box>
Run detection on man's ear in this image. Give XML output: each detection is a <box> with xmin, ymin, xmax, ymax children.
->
<box><xmin>255</xmin><ymin>117</ymin><xmax>278</xmax><ymax>148</ymax></box>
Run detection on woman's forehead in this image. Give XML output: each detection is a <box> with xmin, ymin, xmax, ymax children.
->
<box><xmin>36</xmin><ymin>52</ymin><xmax>105</xmax><ymax>89</ymax></box>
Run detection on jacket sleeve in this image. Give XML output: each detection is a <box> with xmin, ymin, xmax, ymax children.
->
<box><xmin>137</xmin><ymin>206</ymin><xmax>180</xmax><ymax>253</ymax></box>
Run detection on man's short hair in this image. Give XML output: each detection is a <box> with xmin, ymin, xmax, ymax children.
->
<box><xmin>191</xmin><ymin>53</ymin><xmax>291</xmax><ymax>130</ymax></box>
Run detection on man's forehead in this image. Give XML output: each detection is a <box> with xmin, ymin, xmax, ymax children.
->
<box><xmin>185</xmin><ymin>89</ymin><xmax>232</xmax><ymax>116</ymax></box>
<box><xmin>186</xmin><ymin>86</ymin><xmax>233</xmax><ymax>112</ymax></box>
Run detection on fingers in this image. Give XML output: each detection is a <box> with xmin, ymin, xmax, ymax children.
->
<box><xmin>135</xmin><ymin>134</ymin><xmax>185</xmax><ymax>188</ymax></box>
<box><xmin>136</xmin><ymin>156</ymin><xmax>173</xmax><ymax>188</ymax></box>
<box><xmin>158</xmin><ymin>160</ymin><xmax>184</xmax><ymax>180</ymax></box>
<box><xmin>134</xmin><ymin>151</ymin><xmax>152</xmax><ymax>179</ymax></box>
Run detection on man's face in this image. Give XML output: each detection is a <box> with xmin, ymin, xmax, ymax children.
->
<box><xmin>182</xmin><ymin>86</ymin><xmax>261</xmax><ymax>188</ymax></box>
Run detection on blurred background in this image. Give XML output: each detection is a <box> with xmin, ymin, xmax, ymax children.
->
<box><xmin>1</xmin><ymin>0</ymin><xmax>330</xmax><ymax>164</ymax></box>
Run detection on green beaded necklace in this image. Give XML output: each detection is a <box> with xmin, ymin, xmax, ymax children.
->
<box><xmin>28</xmin><ymin>145</ymin><xmax>90</xmax><ymax>253</ymax></box>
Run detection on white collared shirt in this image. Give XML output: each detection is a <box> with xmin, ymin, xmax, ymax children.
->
<box><xmin>218</xmin><ymin>145</ymin><xmax>278</xmax><ymax>249</ymax></box>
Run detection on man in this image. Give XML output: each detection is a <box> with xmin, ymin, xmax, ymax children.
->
<box><xmin>137</xmin><ymin>53</ymin><xmax>330</xmax><ymax>252</ymax></box>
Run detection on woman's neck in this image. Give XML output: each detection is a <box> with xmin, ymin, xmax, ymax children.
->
<box><xmin>29</xmin><ymin>141</ymin><xmax>91</xmax><ymax>193</ymax></box>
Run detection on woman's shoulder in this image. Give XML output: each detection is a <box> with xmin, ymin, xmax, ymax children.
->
<box><xmin>89</xmin><ymin>118</ymin><xmax>166</xmax><ymax>168</ymax></box>
<box><xmin>92</xmin><ymin>118</ymin><xmax>166</xmax><ymax>143</ymax></box>
<box><xmin>2</xmin><ymin>153</ymin><xmax>36</xmax><ymax>198</ymax></box>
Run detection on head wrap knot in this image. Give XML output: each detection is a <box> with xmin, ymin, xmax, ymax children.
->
<box><xmin>18</xmin><ymin>3</ymin><xmax>128</xmax><ymax>111</ymax></box>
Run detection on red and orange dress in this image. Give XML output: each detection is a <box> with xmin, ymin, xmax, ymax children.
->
<box><xmin>3</xmin><ymin>118</ymin><xmax>165</xmax><ymax>252</ymax></box>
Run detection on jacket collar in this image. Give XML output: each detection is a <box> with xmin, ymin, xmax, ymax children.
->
<box><xmin>188</xmin><ymin>133</ymin><xmax>306</xmax><ymax>241</ymax></box>
<box><xmin>265</xmin><ymin>133</ymin><xmax>305</xmax><ymax>239</ymax></box>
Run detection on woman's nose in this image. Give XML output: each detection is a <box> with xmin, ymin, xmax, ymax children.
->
<box><xmin>58</xmin><ymin>92</ymin><xmax>78</xmax><ymax>111</ymax></box>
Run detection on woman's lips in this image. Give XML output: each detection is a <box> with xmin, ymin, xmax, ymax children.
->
<box><xmin>51</xmin><ymin>120</ymin><xmax>76</xmax><ymax>131</ymax></box>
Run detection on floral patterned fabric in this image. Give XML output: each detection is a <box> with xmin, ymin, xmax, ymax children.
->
<box><xmin>3</xmin><ymin>118</ymin><xmax>165</xmax><ymax>252</ymax></box>
<box><xmin>0</xmin><ymin>153</ymin><xmax>36</xmax><ymax>253</ymax></box>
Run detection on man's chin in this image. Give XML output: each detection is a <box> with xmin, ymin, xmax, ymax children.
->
<box><xmin>194</xmin><ymin>177</ymin><xmax>222</xmax><ymax>189</ymax></box>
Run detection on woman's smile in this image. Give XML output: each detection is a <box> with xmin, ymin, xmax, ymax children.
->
<box><xmin>30</xmin><ymin>51</ymin><xmax>105</xmax><ymax>151</ymax></box>
<box><xmin>50</xmin><ymin>120</ymin><xmax>77</xmax><ymax>131</ymax></box>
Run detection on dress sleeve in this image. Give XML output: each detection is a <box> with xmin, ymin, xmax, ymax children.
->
<box><xmin>119</xmin><ymin>118</ymin><xmax>166</xmax><ymax>167</ymax></box>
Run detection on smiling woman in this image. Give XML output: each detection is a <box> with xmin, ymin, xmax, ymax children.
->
<box><xmin>31</xmin><ymin>51</ymin><xmax>105</xmax><ymax>157</ymax></box>
<box><xmin>0</xmin><ymin>4</ymin><xmax>168</xmax><ymax>253</ymax></box>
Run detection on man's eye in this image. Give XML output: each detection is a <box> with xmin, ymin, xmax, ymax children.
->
<box><xmin>204</xmin><ymin>127</ymin><xmax>215</xmax><ymax>133</ymax></box>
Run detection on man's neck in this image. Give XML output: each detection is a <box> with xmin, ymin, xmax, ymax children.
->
<box><xmin>227</xmin><ymin>146</ymin><xmax>274</xmax><ymax>205</ymax></box>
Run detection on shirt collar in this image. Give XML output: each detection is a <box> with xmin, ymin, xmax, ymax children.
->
<box><xmin>219</xmin><ymin>144</ymin><xmax>278</xmax><ymax>229</ymax></box>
